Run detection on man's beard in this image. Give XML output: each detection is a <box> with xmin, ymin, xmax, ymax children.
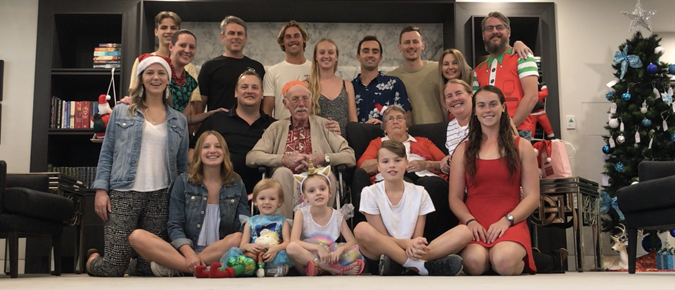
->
<box><xmin>485</xmin><ymin>35</ymin><xmax>509</xmax><ymax>54</ymax></box>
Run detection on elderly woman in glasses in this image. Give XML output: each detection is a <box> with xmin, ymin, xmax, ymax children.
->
<box><xmin>353</xmin><ymin>105</ymin><xmax>454</xmax><ymax>241</ymax></box>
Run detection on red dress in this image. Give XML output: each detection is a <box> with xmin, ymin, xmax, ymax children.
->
<box><xmin>464</xmin><ymin>137</ymin><xmax>536</xmax><ymax>274</ymax></box>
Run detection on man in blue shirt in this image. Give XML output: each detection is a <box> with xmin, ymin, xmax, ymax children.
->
<box><xmin>352</xmin><ymin>36</ymin><xmax>412</xmax><ymax>124</ymax></box>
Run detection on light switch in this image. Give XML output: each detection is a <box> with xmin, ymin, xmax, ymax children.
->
<box><xmin>566</xmin><ymin>115</ymin><xmax>576</xmax><ymax>130</ymax></box>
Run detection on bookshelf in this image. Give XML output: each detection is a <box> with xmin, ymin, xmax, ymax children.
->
<box><xmin>29</xmin><ymin>0</ymin><xmax>139</xmax><ymax>273</ymax></box>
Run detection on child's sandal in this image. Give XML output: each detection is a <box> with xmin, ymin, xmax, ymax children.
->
<box><xmin>305</xmin><ymin>260</ymin><xmax>323</xmax><ymax>276</ymax></box>
<box><xmin>335</xmin><ymin>259</ymin><xmax>365</xmax><ymax>275</ymax></box>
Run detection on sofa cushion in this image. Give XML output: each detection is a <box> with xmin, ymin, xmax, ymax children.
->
<box><xmin>617</xmin><ymin>176</ymin><xmax>675</xmax><ymax>213</ymax></box>
<box><xmin>3</xmin><ymin>187</ymin><xmax>74</xmax><ymax>222</ymax></box>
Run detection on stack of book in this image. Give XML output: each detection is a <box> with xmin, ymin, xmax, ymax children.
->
<box><xmin>47</xmin><ymin>165</ymin><xmax>97</xmax><ymax>189</ymax></box>
<box><xmin>93</xmin><ymin>43</ymin><xmax>121</xmax><ymax>69</ymax></box>
<box><xmin>50</xmin><ymin>96</ymin><xmax>99</xmax><ymax>129</ymax></box>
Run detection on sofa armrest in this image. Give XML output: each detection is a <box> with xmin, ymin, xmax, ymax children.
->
<box><xmin>4</xmin><ymin>187</ymin><xmax>74</xmax><ymax>222</ymax></box>
<box><xmin>639</xmin><ymin>161</ymin><xmax>675</xmax><ymax>182</ymax></box>
<box><xmin>617</xmin><ymin>176</ymin><xmax>675</xmax><ymax>213</ymax></box>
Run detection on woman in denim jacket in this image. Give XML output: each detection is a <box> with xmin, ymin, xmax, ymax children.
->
<box><xmin>87</xmin><ymin>54</ymin><xmax>189</xmax><ymax>277</ymax></box>
<box><xmin>129</xmin><ymin>131</ymin><xmax>249</xmax><ymax>276</ymax></box>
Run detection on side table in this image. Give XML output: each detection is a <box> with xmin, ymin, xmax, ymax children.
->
<box><xmin>530</xmin><ymin>177</ymin><xmax>602</xmax><ymax>272</ymax></box>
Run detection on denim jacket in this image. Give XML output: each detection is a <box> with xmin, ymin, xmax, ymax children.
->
<box><xmin>167</xmin><ymin>172</ymin><xmax>250</xmax><ymax>250</ymax></box>
<box><xmin>92</xmin><ymin>103</ymin><xmax>188</xmax><ymax>192</ymax></box>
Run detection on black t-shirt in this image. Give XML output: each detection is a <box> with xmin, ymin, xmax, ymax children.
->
<box><xmin>190</xmin><ymin>106</ymin><xmax>276</xmax><ymax>194</ymax></box>
<box><xmin>198</xmin><ymin>55</ymin><xmax>266</xmax><ymax>111</ymax></box>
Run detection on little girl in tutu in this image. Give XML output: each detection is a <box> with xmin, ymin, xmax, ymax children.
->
<box><xmin>286</xmin><ymin>161</ymin><xmax>365</xmax><ymax>276</ymax></box>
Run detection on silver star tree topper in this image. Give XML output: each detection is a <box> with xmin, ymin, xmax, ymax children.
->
<box><xmin>622</xmin><ymin>0</ymin><xmax>656</xmax><ymax>33</ymax></box>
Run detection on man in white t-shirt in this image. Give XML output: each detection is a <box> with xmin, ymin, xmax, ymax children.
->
<box><xmin>262</xmin><ymin>20</ymin><xmax>312</xmax><ymax>120</ymax></box>
<box><xmin>354</xmin><ymin>140</ymin><xmax>472</xmax><ymax>276</ymax></box>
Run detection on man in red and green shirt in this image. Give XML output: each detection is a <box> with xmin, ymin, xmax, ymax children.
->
<box><xmin>472</xmin><ymin>11</ymin><xmax>539</xmax><ymax>140</ymax></box>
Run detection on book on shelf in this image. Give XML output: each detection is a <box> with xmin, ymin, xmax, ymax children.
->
<box><xmin>94</xmin><ymin>47</ymin><xmax>119</xmax><ymax>52</ymax></box>
<box><xmin>93</xmin><ymin>56</ymin><xmax>120</xmax><ymax>61</ymax></box>
<box><xmin>99</xmin><ymin>43</ymin><xmax>121</xmax><ymax>48</ymax></box>
<box><xmin>93</xmin><ymin>50</ymin><xmax>121</xmax><ymax>57</ymax></box>
<box><xmin>50</xmin><ymin>98</ymin><xmax>99</xmax><ymax>129</ymax></box>
<box><xmin>93</xmin><ymin>64</ymin><xmax>121</xmax><ymax>69</ymax></box>
<box><xmin>48</xmin><ymin>166</ymin><xmax>97</xmax><ymax>188</ymax></box>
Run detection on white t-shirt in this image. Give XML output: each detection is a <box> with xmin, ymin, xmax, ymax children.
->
<box><xmin>126</xmin><ymin>120</ymin><xmax>169</xmax><ymax>191</ymax></box>
<box><xmin>359</xmin><ymin>181</ymin><xmax>435</xmax><ymax>239</ymax></box>
<box><xmin>263</xmin><ymin>60</ymin><xmax>311</xmax><ymax>120</ymax></box>
<box><xmin>445</xmin><ymin>119</ymin><xmax>469</xmax><ymax>157</ymax></box>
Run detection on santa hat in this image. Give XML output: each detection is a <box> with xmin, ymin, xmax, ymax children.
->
<box><xmin>136</xmin><ymin>53</ymin><xmax>172</xmax><ymax>81</ymax></box>
<box><xmin>98</xmin><ymin>94</ymin><xmax>113</xmax><ymax>115</ymax></box>
<box><xmin>281</xmin><ymin>79</ymin><xmax>308</xmax><ymax>96</ymax></box>
<box><xmin>532</xmin><ymin>140</ymin><xmax>552</xmax><ymax>167</ymax></box>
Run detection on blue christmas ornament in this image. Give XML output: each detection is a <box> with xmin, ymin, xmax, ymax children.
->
<box><xmin>614</xmin><ymin>45</ymin><xmax>643</xmax><ymax>80</ymax></box>
<box><xmin>646</xmin><ymin>63</ymin><xmax>657</xmax><ymax>74</ymax></box>
<box><xmin>671</xmin><ymin>133</ymin><xmax>675</xmax><ymax>142</ymax></box>
<box><xmin>670</xmin><ymin>229</ymin><xmax>675</xmax><ymax>238</ymax></box>
<box><xmin>642</xmin><ymin>118</ymin><xmax>652</xmax><ymax>127</ymax></box>
<box><xmin>662</xmin><ymin>89</ymin><xmax>673</xmax><ymax>105</ymax></box>
<box><xmin>615</xmin><ymin>162</ymin><xmax>624</xmax><ymax>172</ymax></box>
<box><xmin>669</xmin><ymin>64</ymin><xmax>675</xmax><ymax>75</ymax></box>
<box><xmin>602</xmin><ymin>145</ymin><xmax>611</xmax><ymax>154</ymax></box>
<box><xmin>622</xmin><ymin>92</ymin><xmax>631</xmax><ymax>101</ymax></box>
<box><xmin>606</xmin><ymin>92</ymin><xmax>614</xmax><ymax>100</ymax></box>
<box><xmin>641</xmin><ymin>235</ymin><xmax>662</xmax><ymax>252</ymax></box>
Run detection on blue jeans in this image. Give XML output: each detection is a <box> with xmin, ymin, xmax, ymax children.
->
<box><xmin>518</xmin><ymin>129</ymin><xmax>533</xmax><ymax>141</ymax></box>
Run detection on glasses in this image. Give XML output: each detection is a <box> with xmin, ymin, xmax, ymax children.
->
<box><xmin>385</xmin><ymin>115</ymin><xmax>406</xmax><ymax>123</ymax></box>
<box><xmin>287</xmin><ymin>96</ymin><xmax>311</xmax><ymax>104</ymax></box>
<box><xmin>483</xmin><ymin>25</ymin><xmax>507</xmax><ymax>32</ymax></box>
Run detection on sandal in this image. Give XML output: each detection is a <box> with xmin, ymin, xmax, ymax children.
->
<box><xmin>332</xmin><ymin>259</ymin><xmax>365</xmax><ymax>275</ymax></box>
<box><xmin>305</xmin><ymin>260</ymin><xmax>323</xmax><ymax>276</ymax></box>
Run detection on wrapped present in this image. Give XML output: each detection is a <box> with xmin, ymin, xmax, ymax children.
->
<box><xmin>657</xmin><ymin>241</ymin><xmax>675</xmax><ymax>270</ymax></box>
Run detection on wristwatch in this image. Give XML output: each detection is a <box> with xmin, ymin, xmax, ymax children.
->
<box><xmin>324</xmin><ymin>154</ymin><xmax>331</xmax><ymax>165</ymax></box>
<box><xmin>504</xmin><ymin>214</ymin><xmax>514</xmax><ymax>226</ymax></box>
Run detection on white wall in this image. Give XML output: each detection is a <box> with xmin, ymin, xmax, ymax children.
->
<box><xmin>0</xmin><ymin>0</ymin><xmax>38</xmax><ymax>173</ymax></box>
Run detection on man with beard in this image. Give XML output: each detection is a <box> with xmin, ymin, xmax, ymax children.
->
<box><xmin>388</xmin><ymin>26</ymin><xmax>444</xmax><ymax>125</ymax></box>
<box><xmin>472</xmin><ymin>11</ymin><xmax>538</xmax><ymax>140</ymax></box>
<box><xmin>198</xmin><ymin>16</ymin><xmax>265</xmax><ymax>111</ymax></box>
<box><xmin>262</xmin><ymin>20</ymin><xmax>312</xmax><ymax>120</ymax></box>
<box><xmin>352</xmin><ymin>35</ymin><xmax>412</xmax><ymax>124</ymax></box>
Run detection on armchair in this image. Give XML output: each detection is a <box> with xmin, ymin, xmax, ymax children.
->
<box><xmin>0</xmin><ymin>161</ymin><xmax>75</xmax><ymax>278</ymax></box>
<box><xmin>616</xmin><ymin>161</ymin><xmax>675</xmax><ymax>274</ymax></box>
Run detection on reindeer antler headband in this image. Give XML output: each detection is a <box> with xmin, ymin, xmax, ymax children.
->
<box><xmin>293</xmin><ymin>159</ymin><xmax>331</xmax><ymax>194</ymax></box>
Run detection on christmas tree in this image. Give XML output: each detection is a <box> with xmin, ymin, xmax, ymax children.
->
<box><xmin>602</xmin><ymin>31</ymin><xmax>673</xmax><ymax>241</ymax></box>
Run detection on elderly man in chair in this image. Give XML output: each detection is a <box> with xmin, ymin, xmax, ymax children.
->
<box><xmin>246</xmin><ymin>80</ymin><xmax>355</xmax><ymax>219</ymax></box>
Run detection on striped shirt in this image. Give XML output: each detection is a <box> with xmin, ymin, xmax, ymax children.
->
<box><xmin>446</xmin><ymin>119</ymin><xmax>469</xmax><ymax>157</ymax></box>
<box><xmin>472</xmin><ymin>48</ymin><xmax>539</xmax><ymax>130</ymax></box>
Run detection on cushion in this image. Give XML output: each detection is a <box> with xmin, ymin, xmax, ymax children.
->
<box><xmin>345</xmin><ymin>122</ymin><xmax>383</xmax><ymax>161</ymax></box>
<box><xmin>3</xmin><ymin>187</ymin><xmax>74</xmax><ymax>222</ymax></box>
<box><xmin>616</xmin><ymin>176</ymin><xmax>675</xmax><ymax>213</ymax></box>
<box><xmin>408</xmin><ymin>122</ymin><xmax>450</xmax><ymax>155</ymax></box>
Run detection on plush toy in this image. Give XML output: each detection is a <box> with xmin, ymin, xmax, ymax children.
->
<box><xmin>247</xmin><ymin>229</ymin><xmax>281</xmax><ymax>277</ymax></box>
<box><xmin>92</xmin><ymin>94</ymin><xmax>113</xmax><ymax>139</ymax></box>
<box><xmin>527</xmin><ymin>83</ymin><xmax>555</xmax><ymax>139</ymax></box>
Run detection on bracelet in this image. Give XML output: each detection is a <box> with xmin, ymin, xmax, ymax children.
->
<box><xmin>465</xmin><ymin>218</ymin><xmax>477</xmax><ymax>225</ymax></box>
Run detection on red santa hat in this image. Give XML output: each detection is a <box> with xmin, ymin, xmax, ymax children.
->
<box><xmin>136</xmin><ymin>53</ymin><xmax>172</xmax><ymax>81</ymax></box>
<box><xmin>532</xmin><ymin>140</ymin><xmax>552</xmax><ymax>167</ymax></box>
<box><xmin>98</xmin><ymin>94</ymin><xmax>113</xmax><ymax>115</ymax></box>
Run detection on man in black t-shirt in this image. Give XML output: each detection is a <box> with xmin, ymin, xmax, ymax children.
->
<box><xmin>198</xmin><ymin>15</ymin><xmax>265</xmax><ymax>112</ymax></box>
<box><xmin>191</xmin><ymin>70</ymin><xmax>275</xmax><ymax>194</ymax></box>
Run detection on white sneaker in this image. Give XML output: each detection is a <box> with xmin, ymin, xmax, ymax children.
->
<box><xmin>150</xmin><ymin>261</ymin><xmax>182</xmax><ymax>277</ymax></box>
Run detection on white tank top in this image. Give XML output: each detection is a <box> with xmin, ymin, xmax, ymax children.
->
<box><xmin>299</xmin><ymin>206</ymin><xmax>342</xmax><ymax>242</ymax></box>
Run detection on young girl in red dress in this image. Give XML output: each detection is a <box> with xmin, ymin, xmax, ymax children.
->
<box><xmin>448</xmin><ymin>85</ymin><xmax>540</xmax><ymax>275</ymax></box>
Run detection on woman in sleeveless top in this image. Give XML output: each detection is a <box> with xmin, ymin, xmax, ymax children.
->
<box><xmin>307</xmin><ymin>38</ymin><xmax>357</xmax><ymax>136</ymax></box>
<box><xmin>448</xmin><ymin>85</ymin><xmax>540</xmax><ymax>275</ymax></box>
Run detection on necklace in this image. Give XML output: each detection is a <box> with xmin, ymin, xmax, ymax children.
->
<box><xmin>144</xmin><ymin>108</ymin><xmax>157</xmax><ymax>125</ymax></box>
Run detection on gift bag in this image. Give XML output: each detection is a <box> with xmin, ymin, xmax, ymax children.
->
<box><xmin>532</xmin><ymin>139</ymin><xmax>575</xmax><ymax>178</ymax></box>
